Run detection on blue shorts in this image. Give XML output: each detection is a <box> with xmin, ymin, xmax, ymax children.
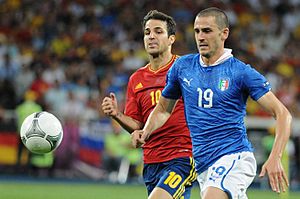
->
<box><xmin>143</xmin><ymin>157</ymin><xmax>197</xmax><ymax>199</ymax></box>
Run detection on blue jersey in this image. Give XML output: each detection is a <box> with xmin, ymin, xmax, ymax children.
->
<box><xmin>162</xmin><ymin>54</ymin><xmax>271</xmax><ymax>173</ymax></box>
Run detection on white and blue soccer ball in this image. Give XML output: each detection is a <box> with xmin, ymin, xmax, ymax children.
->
<box><xmin>20</xmin><ymin>111</ymin><xmax>63</xmax><ymax>154</ymax></box>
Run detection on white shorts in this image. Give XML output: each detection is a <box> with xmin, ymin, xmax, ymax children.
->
<box><xmin>197</xmin><ymin>151</ymin><xmax>257</xmax><ymax>199</ymax></box>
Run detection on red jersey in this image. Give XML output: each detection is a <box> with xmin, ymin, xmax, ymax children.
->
<box><xmin>124</xmin><ymin>55</ymin><xmax>192</xmax><ymax>164</ymax></box>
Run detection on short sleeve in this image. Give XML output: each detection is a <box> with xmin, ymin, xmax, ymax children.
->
<box><xmin>162</xmin><ymin>59</ymin><xmax>182</xmax><ymax>100</ymax></box>
<box><xmin>241</xmin><ymin>65</ymin><xmax>271</xmax><ymax>101</ymax></box>
<box><xmin>124</xmin><ymin>79</ymin><xmax>143</xmax><ymax>122</ymax></box>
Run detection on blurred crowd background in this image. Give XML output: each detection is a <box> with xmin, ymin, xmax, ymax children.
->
<box><xmin>0</xmin><ymin>0</ymin><xmax>300</xmax><ymax>189</ymax></box>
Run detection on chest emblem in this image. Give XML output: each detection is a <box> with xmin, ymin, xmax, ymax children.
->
<box><xmin>219</xmin><ymin>79</ymin><xmax>229</xmax><ymax>91</ymax></box>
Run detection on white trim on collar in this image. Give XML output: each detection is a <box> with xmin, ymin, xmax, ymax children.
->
<box><xmin>200</xmin><ymin>48</ymin><xmax>233</xmax><ymax>67</ymax></box>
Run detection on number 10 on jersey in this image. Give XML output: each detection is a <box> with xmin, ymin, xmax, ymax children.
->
<box><xmin>150</xmin><ymin>90</ymin><xmax>162</xmax><ymax>105</ymax></box>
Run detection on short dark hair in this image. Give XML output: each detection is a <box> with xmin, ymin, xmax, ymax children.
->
<box><xmin>196</xmin><ymin>7</ymin><xmax>229</xmax><ymax>29</ymax></box>
<box><xmin>142</xmin><ymin>10</ymin><xmax>176</xmax><ymax>36</ymax></box>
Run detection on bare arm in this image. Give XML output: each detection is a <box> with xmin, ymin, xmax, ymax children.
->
<box><xmin>112</xmin><ymin>111</ymin><xmax>143</xmax><ymax>133</ymax></box>
<box><xmin>101</xmin><ymin>93</ymin><xmax>143</xmax><ymax>133</ymax></box>
<box><xmin>257</xmin><ymin>91</ymin><xmax>292</xmax><ymax>193</ymax></box>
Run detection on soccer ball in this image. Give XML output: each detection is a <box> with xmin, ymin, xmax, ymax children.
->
<box><xmin>20</xmin><ymin>111</ymin><xmax>63</xmax><ymax>154</ymax></box>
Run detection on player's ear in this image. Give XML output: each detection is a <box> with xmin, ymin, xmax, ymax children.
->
<box><xmin>221</xmin><ymin>28</ymin><xmax>229</xmax><ymax>41</ymax></box>
<box><xmin>169</xmin><ymin>35</ymin><xmax>176</xmax><ymax>46</ymax></box>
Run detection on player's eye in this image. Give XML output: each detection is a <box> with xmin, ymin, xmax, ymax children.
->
<box><xmin>202</xmin><ymin>28</ymin><xmax>212</xmax><ymax>33</ymax></box>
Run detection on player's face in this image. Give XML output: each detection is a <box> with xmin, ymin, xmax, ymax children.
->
<box><xmin>194</xmin><ymin>16</ymin><xmax>228</xmax><ymax>59</ymax></box>
<box><xmin>144</xmin><ymin>19</ymin><xmax>174</xmax><ymax>57</ymax></box>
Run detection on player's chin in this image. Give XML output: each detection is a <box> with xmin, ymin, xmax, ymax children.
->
<box><xmin>199</xmin><ymin>51</ymin><xmax>210</xmax><ymax>58</ymax></box>
<box><xmin>198</xmin><ymin>46</ymin><xmax>209</xmax><ymax>52</ymax></box>
<box><xmin>147</xmin><ymin>48</ymin><xmax>159</xmax><ymax>55</ymax></box>
<box><xmin>149</xmin><ymin>53</ymin><xmax>160</xmax><ymax>58</ymax></box>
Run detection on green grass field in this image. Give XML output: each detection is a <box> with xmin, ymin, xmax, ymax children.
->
<box><xmin>0</xmin><ymin>180</ymin><xmax>300</xmax><ymax>199</ymax></box>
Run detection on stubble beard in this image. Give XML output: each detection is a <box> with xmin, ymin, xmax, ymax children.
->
<box><xmin>148</xmin><ymin>49</ymin><xmax>160</xmax><ymax>58</ymax></box>
<box><xmin>199</xmin><ymin>46</ymin><xmax>214</xmax><ymax>59</ymax></box>
<box><xmin>200</xmin><ymin>51</ymin><xmax>211</xmax><ymax>59</ymax></box>
<box><xmin>150</xmin><ymin>53</ymin><xmax>159</xmax><ymax>58</ymax></box>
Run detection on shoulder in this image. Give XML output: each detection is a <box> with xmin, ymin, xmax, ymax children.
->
<box><xmin>229</xmin><ymin>57</ymin><xmax>267</xmax><ymax>87</ymax></box>
<box><xmin>173</xmin><ymin>54</ymin><xmax>199</xmax><ymax>69</ymax></box>
<box><xmin>176</xmin><ymin>54</ymin><xmax>198</xmax><ymax>63</ymax></box>
<box><xmin>128</xmin><ymin>64</ymin><xmax>148</xmax><ymax>81</ymax></box>
<box><xmin>230</xmin><ymin>57</ymin><xmax>249</xmax><ymax>68</ymax></box>
<box><xmin>229</xmin><ymin>57</ymin><xmax>255</xmax><ymax>74</ymax></box>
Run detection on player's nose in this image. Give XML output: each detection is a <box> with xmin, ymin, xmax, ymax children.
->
<box><xmin>195</xmin><ymin>31</ymin><xmax>206</xmax><ymax>40</ymax></box>
<box><xmin>148</xmin><ymin>31</ymin><xmax>156</xmax><ymax>39</ymax></box>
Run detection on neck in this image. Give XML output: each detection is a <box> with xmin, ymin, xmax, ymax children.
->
<box><xmin>148</xmin><ymin>51</ymin><xmax>173</xmax><ymax>71</ymax></box>
<box><xmin>202</xmin><ymin>47</ymin><xmax>224</xmax><ymax>66</ymax></box>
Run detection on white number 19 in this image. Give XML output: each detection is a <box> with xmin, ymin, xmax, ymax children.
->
<box><xmin>197</xmin><ymin>88</ymin><xmax>213</xmax><ymax>108</ymax></box>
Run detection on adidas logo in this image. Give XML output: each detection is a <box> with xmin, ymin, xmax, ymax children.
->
<box><xmin>135</xmin><ymin>82</ymin><xmax>143</xmax><ymax>90</ymax></box>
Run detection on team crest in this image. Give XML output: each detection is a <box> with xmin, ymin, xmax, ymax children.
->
<box><xmin>219</xmin><ymin>79</ymin><xmax>229</xmax><ymax>91</ymax></box>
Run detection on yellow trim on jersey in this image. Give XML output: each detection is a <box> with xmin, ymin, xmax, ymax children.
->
<box><xmin>147</xmin><ymin>55</ymin><xmax>179</xmax><ymax>74</ymax></box>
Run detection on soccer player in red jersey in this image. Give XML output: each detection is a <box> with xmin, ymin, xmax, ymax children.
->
<box><xmin>102</xmin><ymin>10</ymin><xmax>196</xmax><ymax>199</ymax></box>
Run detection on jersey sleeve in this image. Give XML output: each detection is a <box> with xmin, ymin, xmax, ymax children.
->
<box><xmin>124</xmin><ymin>78</ymin><xmax>143</xmax><ymax>122</ymax></box>
<box><xmin>241</xmin><ymin>65</ymin><xmax>271</xmax><ymax>101</ymax></box>
<box><xmin>162</xmin><ymin>59</ymin><xmax>182</xmax><ymax>100</ymax></box>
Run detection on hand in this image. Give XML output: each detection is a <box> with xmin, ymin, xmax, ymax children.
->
<box><xmin>141</xmin><ymin>130</ymin><xmax>151</xmax><ymax>142</ymax></box>
<box><xmin>131</xmin><ymin>130</ymin><xmax>145</xmax><ymax>148</ymax></box>
<box><xmin>101</xmin><ymin>93</ymin><xmax>118</xmax><ymax>117</ymax></box>
<box><xmin>259</xmin><ymin>157</ymin><xmax>289</xmax><ymax>193</ymax></box>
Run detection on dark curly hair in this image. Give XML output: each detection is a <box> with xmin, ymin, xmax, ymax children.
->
<box><xmin>142</xmin><ymin>10</ymin><xmax>176</xmax><ymax>36</ymax></box>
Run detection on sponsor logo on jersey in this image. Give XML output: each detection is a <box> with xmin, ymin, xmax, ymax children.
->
<box><xmin>135</xmin><ymin>82</ymin><xmax>143</xmax><ymax>90</ymax></box>
<box><xmin>219</xmin><ymin>79</ymin><xmax>229</xmax><ymax>91</ymax></box>
<box><xmin>183</xmin><ymin>77</ymin><xmax>193</xmax><ymax>86</ymax></box>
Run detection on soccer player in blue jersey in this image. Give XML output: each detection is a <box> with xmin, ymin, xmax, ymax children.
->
<box><xmin>102</xmin><ymin>10</ymin><xmax>196</xmax><ymax>199</ymax></box>
<box><xmin>132</xmin><ymin>7</ymin><xmax>292</xmax><ymax>199</ymax></box>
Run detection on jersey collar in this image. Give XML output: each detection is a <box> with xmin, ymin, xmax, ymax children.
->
<box><xmin>147</xmin><ymin>55</ymin><xmax>178</xmax><ymax>73</ymax></box>
<box><xmin>200</xmin><ymin>48</ymin><xmax>233</xmax><ymax>67</ymax></box>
